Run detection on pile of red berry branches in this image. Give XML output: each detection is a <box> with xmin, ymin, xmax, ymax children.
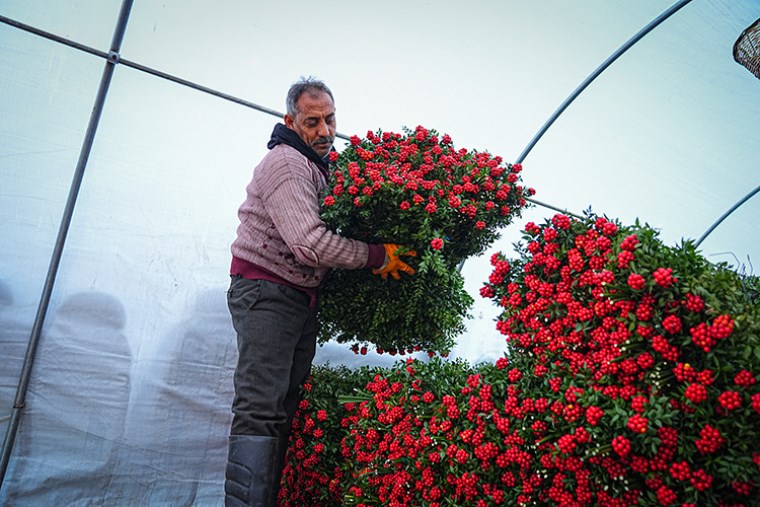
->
<box><xmin>281</xmin><ymin>213</ymin><xmax>759</xmax><ymax>506</ymax></box>
<box><xmin>479</xmin><ymin>212</ymin><xmax>760</xmax><ymax>505</ymax></box>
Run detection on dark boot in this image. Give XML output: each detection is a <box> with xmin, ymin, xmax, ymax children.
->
<box><xmin>225</xmin><ymin>435</ymin><xmax>279</xmax><ymax>507</ymax></box>
<box><xmin>268</xmin><ymin>433</ymin><xmax>290</xmax><ymax>505</ymax></box>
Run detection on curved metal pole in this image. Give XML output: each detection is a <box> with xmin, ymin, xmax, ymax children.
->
<box><xmin>460</xmin><ymin>0</ymin><xmax>695</xmax><ymax>274</ymax></box>
<box><xmin>695</xmin><ymin>183</ymin><xmax>760</xmax><ymax>247</ymax></box>
<box><xmin>515</xmin><ymin>0</ymin><xmax>694</xmax><ymax>164</ymax></box>
<box><xmin>524</xmin><ymin>196</ymin><xmax>583</xmax><ymax>219</ymax></box>
<box><xmin>0</xmin><ymin>0</ymin><xmax>135</xmax><ymax>487</ymax></box>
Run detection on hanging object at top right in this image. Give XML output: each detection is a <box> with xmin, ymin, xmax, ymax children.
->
<box><xmin>734</xmin><ymin>18</ymin><xmax>760</xmax><ymax>80</ymax></box>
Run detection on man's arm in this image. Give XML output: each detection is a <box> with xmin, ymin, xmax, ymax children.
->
<box><xmin>260</xmin><ymin>150</ymin><xmax>374</xmax><ymax>270</ymax></box>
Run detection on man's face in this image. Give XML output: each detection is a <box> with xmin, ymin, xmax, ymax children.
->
<box><xmin>284</xmin><ymin>91</ymin><xmax>336</xmax><ymax>158</ymax></box>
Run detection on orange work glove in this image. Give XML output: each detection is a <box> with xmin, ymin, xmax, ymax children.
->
<box><xmin>372</xmin><ymin>244</ymin><xmax>416</xmax><ymax>280</ymax></box>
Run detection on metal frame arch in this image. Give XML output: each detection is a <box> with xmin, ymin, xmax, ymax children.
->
<box><xmin>515</xmin><ymin>0</ymin><xmax>695</xmax><ymax>165</ymax></box>
<box><xmin>696</xmin><ymin>183</ymin><xmax>760</xmax><ymax>248</ymax></box>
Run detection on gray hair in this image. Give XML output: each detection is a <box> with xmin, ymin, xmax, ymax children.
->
<box><xmin>286</xmin><ymin>77</ymin><xmax>334</xmax><ymax>117</ymax></box>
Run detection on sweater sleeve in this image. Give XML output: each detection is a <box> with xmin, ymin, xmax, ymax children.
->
<box><xmin>257</xmin><ymin>149</ymin><xmax>372</xmax><ymax>270</ymax></box>
<box><xmin>366</xmin><ymin>243</ymin><xmax>387</xmax><ymax>269</ymax></box>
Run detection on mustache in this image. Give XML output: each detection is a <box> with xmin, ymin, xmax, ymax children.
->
<box><xmin>312</xmin><ymin>136</ymin><xmax>334</xmax><ymax>146</ymax></box>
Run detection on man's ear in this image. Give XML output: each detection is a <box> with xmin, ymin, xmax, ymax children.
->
<box><xmin>284</xmin><ymin>114</ymin><xmax>295</xmax><ymax>129</ymax></box>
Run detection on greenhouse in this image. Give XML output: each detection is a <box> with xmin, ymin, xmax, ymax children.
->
<box><xmin>1</xmin><ymin>1</ymin><xmax>759</xmax><ymax>505</ymax></box>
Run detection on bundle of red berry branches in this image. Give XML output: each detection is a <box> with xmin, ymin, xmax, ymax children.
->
<box><xmin>318</xmin><ymin>125</ymin><xmax>532</xmax><ymax>355</ymax></box>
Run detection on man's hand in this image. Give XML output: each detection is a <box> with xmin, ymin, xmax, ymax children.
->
<box><xmin>372</xmin><ymin>244</ymin><xmax>416</xmax><ymax>280</ymax></box>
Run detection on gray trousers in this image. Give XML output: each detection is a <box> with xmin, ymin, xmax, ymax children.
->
<box><xmin>226</xmin><ymin>276</ymin><xmax>318</xmax><ymax>439</ymax></box>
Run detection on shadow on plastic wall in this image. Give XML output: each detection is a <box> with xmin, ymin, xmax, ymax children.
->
<box><xmin>0</xmin><ymin>280</ymin><xmax>237</xmax><ymax>506</ymax></box>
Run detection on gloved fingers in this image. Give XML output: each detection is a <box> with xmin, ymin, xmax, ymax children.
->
<box><xmin>374</xmin><ymin>244</ymin><xmax>416</xmax><ymax>279</ymax></box>
<box><xmin>393</xmin><ymin>248</ymin><xmax>416</xmax><ymax>259</ymax></box>
<box><xmin>385</xmin><ymin>244</ymin><xmax>417</xmax><ymax>258</ymax></box>
<box><xmin>398</xmin><ymin>261</ymin><xmax>415</xmax><ymax>275</ymax></box>
<box><xmin>371</xmin><ymin>268</ymin><xmax>391</xmax><ymax>279</ymax></box>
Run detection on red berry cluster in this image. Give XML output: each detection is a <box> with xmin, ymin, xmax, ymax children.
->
<box><xmin>669</xmin><ymin>460</ymin><xmax>691</xmax><ymax>481</ymax></box>
<box><xmin>752</xmin><ymin>392</ymin><xmax>760</xmax><ymax>414</ymax></box>
<box><xmin>661</xmin><ymin>314</ymin><xmax>682</xmax><ymax>334</ymax></box>
<box><xmin>652</xmin><ymin>267</ymin><xmax>676</xmax><ymax>287</ymax></box>
<box><xmin>550</xmin><ymin>213</ymin><xmax>571</xmax><ymax>231</ymax></box>
<box><xmin>612</xmin><ymin>435</ymin><xmax>631</xmax><ymax>457</ymax></box>
<box><xmin>656</xmin><ymin>485</ymin><xmax>677</xmax><ymax>505</ymax></box>
<box><xmin>684</xmin><ymin>383</ymin><xmax>708</xmax><ymax>404</ymax></box>
<box><xmin>733</xmin><ymin>480</ymin><xmax>753</xmax><ymax>495</ymax></box>
<box><xmin>689</xmin><ymin>314</ymin><xmax>735</xmax><ymax>353</ymax></box>
<box><xmin>673</xmin><ymin>362</ymin><xmax>696</xmax><ymax>382</ymax></box>
<box><xmin>651</xmin><ymin>334</ymin><xmax>679</xmax><ymax>361</ymax></box>
<box><xmin>620</xmin><ymin>234</ymin><xmax>638</xmax><ymax>251</ymax></box>
<box><xmin>627</xmin><ymin>273</ymin><xmax>645</xmax><ymax>290</ymax></box>
<box><xmin>734</xmin><ymin>369</ymin><xmax>757</xmax><ymax>387</ymax></box>
<box><xmin>683</xmin><ymin>292</ymin><xmax>705</xmax><ymax>313</ymax></box>
<box><xmin>585</xmin><ymin>405</ymin><xmax>604</xmax><ymax>426</ymax></box>
<box><xmin>718</xmin><ymin>390</ymin><xmax>742</xmax><ymax>411</ymax></box>
<box><xmin>488</xmin><ymin>253</ymin><xmax>511</xmax><ymax>285</ymax></box>
<box><xmin>626</xmin><ymin>414</ymin><xmax>649</xmax><ymax>433</ymax></box>
<box><xmin>695</xmin><ymin>424</ymin><xmax>725</xmax><ymax>454</ymax></box>
<box><xmin>711</xmin><ymin>314</ymin><xmax>735</xmax><ymax>339</ymax></box>
<box><xmin>690</xmin><ymin>468</ymin><xmax>714</xmax><ymax>491</ymax></box>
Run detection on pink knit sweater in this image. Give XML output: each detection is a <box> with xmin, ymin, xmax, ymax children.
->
<box><xmin>231</xmin><ymin>144</ymin><xmax>384</xmax><ymax>288</ymax></box>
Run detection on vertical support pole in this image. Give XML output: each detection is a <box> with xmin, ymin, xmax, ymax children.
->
<box><xmin>0</xmin><ymin>0</ymin><xmax>135</xmax><ymax>487</ymax></box>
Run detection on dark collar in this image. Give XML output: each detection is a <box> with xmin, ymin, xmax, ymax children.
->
<box><xmin>267</xmin><ymin>123</ymin><xmax>331</xmax><ymax>177</ymax></box>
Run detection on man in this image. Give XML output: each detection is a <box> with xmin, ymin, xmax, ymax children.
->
<box><xmin>224</xmin><ymin>77</ymin><xmax>414</xmax><ymax>507</ymax></box>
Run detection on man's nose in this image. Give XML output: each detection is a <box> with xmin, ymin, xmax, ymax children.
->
<box><xmin>317</xmin><ymin>120</ymin><xmax>331</xmax><ymax>137</ymax></box>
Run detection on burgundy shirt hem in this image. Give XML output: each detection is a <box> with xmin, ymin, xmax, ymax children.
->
<box><xmin>230</xmin><ymin>256</ymin><xmax>319</xmax><ymax>308</ymax></box>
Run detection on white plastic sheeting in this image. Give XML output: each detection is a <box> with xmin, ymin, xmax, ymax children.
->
<box><xmin>1</xmin><ymin>287</ymin><xmax>235</xmax><ymax>505</ymax></box>
<box><xmin>1</xmin><ymin>0</ymin><xmax>759</xmax><ymax>505</ymax></box>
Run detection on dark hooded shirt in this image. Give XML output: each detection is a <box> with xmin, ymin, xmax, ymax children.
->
<box><xmin>267</xmin><ymin>123</ymin><xmax>331</xmax><ymax>180</ymax></box>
